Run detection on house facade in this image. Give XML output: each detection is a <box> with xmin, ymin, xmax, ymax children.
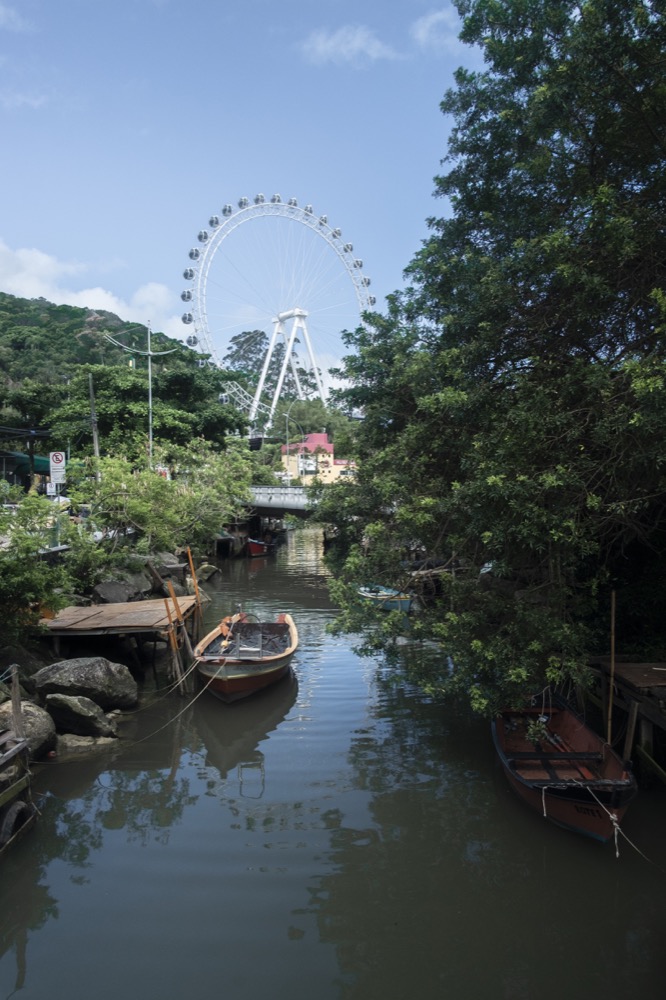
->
<box><xmin>281</xmin><ymin>432</ymin><xmax>355</xmax><ymax>484</ymax></box>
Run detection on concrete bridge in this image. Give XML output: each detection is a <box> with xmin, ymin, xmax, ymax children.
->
<box><xmin>249</xmin><ymin>485</ymin><xmax>311</xmax><ymax>517</ymax></box>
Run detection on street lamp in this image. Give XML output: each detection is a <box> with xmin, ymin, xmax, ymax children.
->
<box><xmin>105</xmin><ymin>324</ymin><xmax>177</xmax><ymax>467</ymax></box>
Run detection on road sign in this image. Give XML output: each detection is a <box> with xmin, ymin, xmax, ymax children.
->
<box><xmin>49</xmin><ymin>451</ymin><xmax>66</xmax><ymax>484</ymax></box>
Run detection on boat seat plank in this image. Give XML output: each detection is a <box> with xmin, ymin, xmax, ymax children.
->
<box><xmin>506</xmin><ymin>751</ymin><xmax>603</xmax><ymax>761</ymax></box>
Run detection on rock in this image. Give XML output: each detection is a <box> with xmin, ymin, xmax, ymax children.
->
<box><xmin>154</xmin><ymin>550</ymin><xmax>181</xmax><ymax>567</ymax></box>
<box><xmin>0</xmin><ymin>643</ymin><xmax>52</xmax><ymax>688</ymax></box>
<box><xmin>0</xmin><ymin>701</ymin><xmax>56</xmax><ymax>759</ymax></box>
<box><xmin>32</xmin><ymin>656</ymin><xmax>139</xmax><ymax>710</ymax></box>
<box><xmin>56</xmin><ymin>734</ymin><xmax>118</xmax><ymax>756</ymax></box>
<box><xmin>45</xmin><ymin>693</ymin><xmax>118</xmax><ymax>737</ymax></box>
<box><xmin>119</xmin><ymin>570</ymin><xmax>153</xmax><ymax>597</ymax></box>
<box><xmin>92</xmin><ymin>581</ymin><xmax>143</xmax><ymax>604</ymax></box>
<box><xmin>0</xmin><ymin>665</ymin><xmax>31</xmax><ymax>705</ymax></box>
<box><xmin>196</xmin><ymin>563</ymin><xmax>219</xmax><ymax>582</ymax></box>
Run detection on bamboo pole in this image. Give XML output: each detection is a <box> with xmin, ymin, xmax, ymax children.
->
<box><xmin>163</xmin><ymin>598</ymin><xmax>185</xmax><ymax>693</ymax></box>
<box><xmin>185</xmin><ymin>547</ymin><xmax>204</xmax><ymax>641</ymax></box>
<box><xmin>167</xmin><ymin>581</ymin><xmax>195</xmax><ymax>665</ymax></box>
<box><xmin>606</xmin><ymin>589</ymin><xmax>616</xmax><ymax>744</ymax></box>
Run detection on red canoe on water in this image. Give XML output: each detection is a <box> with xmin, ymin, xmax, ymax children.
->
<box><xmin>492</xmin><ymin>695</ymin><xmax>637</xmax><ymax>842</ymax></box>
<box><xmin>194</xmin><ymin>611</ymin><xmax>298</xmax><ymax>702</ymax></box>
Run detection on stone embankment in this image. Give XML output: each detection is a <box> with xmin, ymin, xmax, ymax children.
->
<box><xmin>0</xmin><ymin>550</ymin><xmax>220</xmax><ymax>761</ymax></box>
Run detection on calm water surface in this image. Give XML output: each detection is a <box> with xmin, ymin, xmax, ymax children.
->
<box><xmin>1</xmin><ymin>528</ymin><xmax>665</xmax><ymax>999</ymax></box>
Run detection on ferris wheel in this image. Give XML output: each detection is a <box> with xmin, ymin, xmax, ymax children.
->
<box><xmin>180</xmin><ymin>194</ymin><xmax>375</xmax><ymax>426</ymax></box>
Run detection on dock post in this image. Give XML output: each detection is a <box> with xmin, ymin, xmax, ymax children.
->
<box><xmin>623</xmin><ymin>699</ymin><xmax>639</xmax><ymax>761</ymax></box>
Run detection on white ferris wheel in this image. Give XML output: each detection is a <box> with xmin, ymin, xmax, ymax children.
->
<box><xmin>180</xmin><ymin>194</ymin><xmax>375</xmax><ymax>427</ymax></box>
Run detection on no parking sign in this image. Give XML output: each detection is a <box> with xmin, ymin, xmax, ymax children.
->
<box><xmin>49</xmin><ymin>451</ymin><xmax>66</xmax><ymax>484</ymax></box>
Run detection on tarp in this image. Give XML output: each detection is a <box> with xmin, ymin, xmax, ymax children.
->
<box><xmin>0</xmin><ymin>450</ymin><xmax>51</xmax><ymax>475</ymax></box>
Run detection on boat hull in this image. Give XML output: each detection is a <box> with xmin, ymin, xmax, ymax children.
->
<box><xmin>197</xmin><ymin>661</ymin><xmax>293</xmax><ymax>702</ymax></box>
<box><xmin>492</xmin><ymin>699</ymin><xmax>637</xmax><ymax>842</ymax></box>
<box><xmin>194</xmin><ymin>613</ymin><xmax>298</xmax><ymax>703</ymax></box>
<box><xmin>358</xmin><ymin>586</ymin><xmax>412</xmax><ymax>613</ymax></box>
<box><xmin>246</xmin><ymin>538</ymin><xmax>275</xmax><ymax>557</ymax></box>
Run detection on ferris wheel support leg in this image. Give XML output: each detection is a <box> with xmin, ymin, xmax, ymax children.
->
<box><xmin>266</xmin><ymin>317</ymin><xmax>303</xmax><ymax>426</ymax></box>
<box><xmin>250</xmin><ymin>321</ymin><xmax>282</xmax><ymax>424</ymax></box>
<box><xmin>298</xmin><ymin>317</ymin><xmax>327</xmax><ymax>404</ymax></box>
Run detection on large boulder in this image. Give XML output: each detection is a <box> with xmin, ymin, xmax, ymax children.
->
<box><xmin>0</xmin><ymin>701</ymin><xmax>56</xmax><ymax>759</ymax></box>
<box><xmin>45</xmin><ymin>694</ymin><xmax>118</xmax><ymax>737</ymax></box>
<box><xmin>92</xmin><ymin>581</ymin><xmax>143</xmax><ymax>604</ymax></box>
<box><xmin>32</xmin><ymin>657</ymin><xmax>138</xmax><ymax>710</ymax></box>
<box><xmin>56</xmin><ymin>733</ymin><xmax>117</xmax><ymax>756</ymax></box>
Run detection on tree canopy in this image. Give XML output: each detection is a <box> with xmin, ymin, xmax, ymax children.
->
<box><xmin>326</xmin><ymin>0</ymin><xmax>666</xmax><ymax>712</ymax></box>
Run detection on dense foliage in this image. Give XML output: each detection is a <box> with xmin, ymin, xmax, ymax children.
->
<box><xmin>0</xmin><ymin>294</ymin><xmax>245</xmax><ymax>456</ymax></box>
<box><xmin>325</xmin><ymin>0</ymin><xmax>666</xmax><ymax>712</ymax></box>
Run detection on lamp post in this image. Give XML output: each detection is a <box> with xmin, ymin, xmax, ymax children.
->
<box><xmin>105</xmin><ymin>324</ymin><xmax>177</xmax><ymax>467</ymax></box>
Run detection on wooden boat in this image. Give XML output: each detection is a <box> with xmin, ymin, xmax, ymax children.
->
<box><xmin>358</xmin><ymin>585</ymin><xmax>413</xmax><ymax>613</ymax></box>
<box><xmin>194</xmin><ymin>611</ymin><xmax>298</xmax><ymax>702</ymax></box>
<box><xmin>246</xmin><ymin>537</ymin><xmax>276</xmax><ymax>558</ymax></box>
<box><xmin>492</xmin><ymin>695</ymin><xmax>637</xmax><ymax>842</ymax></box>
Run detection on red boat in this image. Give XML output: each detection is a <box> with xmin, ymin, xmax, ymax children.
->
<box><xmin>194</xmin><ymin>611</ymin><xmax>298</xmax><ymax>702</ymax></box>
<box><xmin>492</xmin><ymin>695</ymin><xmax>637</xmax><ymax>842</ymax></box>
<box><xmin>246</xmin><ymin>537</ymin><xmax>276</xmax><ymax>558</ymax></box>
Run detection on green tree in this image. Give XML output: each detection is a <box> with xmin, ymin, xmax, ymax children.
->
<box><xmin>66</xmin><ymin>439</ymin><xmax>255</xmax><ymax>554</ymax></box>
<box><xmin>0</xmin><ymin>487</ymin><xmax>71</xmax><ymax>644</ymax></box>
<box><xmin>331</xmin><ymin>0</ymin><xmax>666</xmax><ymax>713</ymax></box>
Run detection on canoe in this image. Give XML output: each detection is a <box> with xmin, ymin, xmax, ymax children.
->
<box><xmin>358</xmin><ymin>585</ymin><xmax>413</xmax><ymax>613</ymax></box>
<box><xmin>194</xmin><ymin>611</ymin><xmax>298</xmax><ymax>702</ymax></box>
<box><xmin>492</xmin><ymin>695</ymin><xmax>637</xmax><ymax>842</ymax></box>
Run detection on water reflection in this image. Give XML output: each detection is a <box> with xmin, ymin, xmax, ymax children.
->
<box><xmin>195</xmin><ymin>674</ymin><xmax>298</xmax><ymax>798</ymax></box>
<box><xmin>1</xmin><ymin>528</ymin><xmax>665</xmax><ymax>1000</ymax></box>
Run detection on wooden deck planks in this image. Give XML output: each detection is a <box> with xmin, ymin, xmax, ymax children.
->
<box><xmin>41</xmin><ymin>596</ymin><xmax>201</xmax><ymax>636</ymax></box>
<box><xmin>589</xmin><ymin>657</ymin><xmax>666</xmax><ymax>693</ymax></box>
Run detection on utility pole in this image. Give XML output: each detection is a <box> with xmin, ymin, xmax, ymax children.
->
<box><xmin>88</xmin><ymin>373</ymin><xmax>101</xmax><ymax>481</ymax></box>
<box><xmin>104</xmin><ymin>324</ymin><xmax>176</xmax><ymax>467</ymax></box>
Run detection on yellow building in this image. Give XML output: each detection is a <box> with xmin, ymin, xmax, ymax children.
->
<box><xmin>282</xmin><ymin>432</ymin><xmax>355</xmax><ymax>484</ymax></box>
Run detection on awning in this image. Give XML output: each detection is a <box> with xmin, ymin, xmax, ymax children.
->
<box><xmin>0</xmin><ymin>451</ymin><xmax>51</xmax><ymax>475</ymax></box>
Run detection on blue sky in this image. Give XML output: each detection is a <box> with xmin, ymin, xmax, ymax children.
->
<box><xmin>0</xmin><ymin>0</ymin><xmax>482</xmax><ymax>367</ymax></box>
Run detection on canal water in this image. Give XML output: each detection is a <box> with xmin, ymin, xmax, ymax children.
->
<box><xmin>1</xmin><ymin>527</ymin><xmax>665</xmax><ymax>999</ymax></box>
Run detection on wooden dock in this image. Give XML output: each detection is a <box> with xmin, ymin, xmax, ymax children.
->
<box><xmin>587</xmin><ymin>657</ymin><xmax>666</xmax><ymax>784</ymax></box>
<box><xmin>41</xmin><ymin>590</ymin><xmax>209</xmax><ymax>694</ymax></box>
<box><xmin>41</xmin><ymin>596</ymin><xmax>201</xmax><ymax>640</ymax></box>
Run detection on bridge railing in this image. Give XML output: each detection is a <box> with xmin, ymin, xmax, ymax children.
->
<box><xmin>249</xmin><ymin>486</ymin><xmax>310</xmax><ymax>511</ymax></box>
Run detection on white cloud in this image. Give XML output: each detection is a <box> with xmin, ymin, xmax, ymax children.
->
<box><xmin>410</xmin><ymin>8</ymin><xmax>463</xmax><ymax>53</ymax></box>
<box><xmin>302</xmin><ymin>25</ymin><xmax>401</xmax><ymax>67</ymax></box>
<box><xmin>0</xmin><ymin>239</ymin><xmax>182</xmax><ymax>338</ymax></box>
<box><xmin>0</xmin><ymin>3</ymin><xmax>30</xmax><ymax>32</ymax></box>
<box><xmin>0</xmin><ymin>88</ymin><xmax>49</xmax><ymax>110</ymax></box>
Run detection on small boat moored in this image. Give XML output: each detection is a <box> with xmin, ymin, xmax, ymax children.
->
<box><xmin>358</xmin><ymin>585</ymin><xmax>413</xmax><ymax>613</ymax></box>
<box><xmin>246</xmin><ymin>537</ymin><xmax>276</xmax><ymax>558</ymax></box>
<box><xmin>492</xmin><ymin>693</ymin><xmax>637</xmax><ymax>843</ymax></box>
<box><xmin>194</xmin><ymin>611</ymin><xmax>298</xmax><ymax>702</ymax></box>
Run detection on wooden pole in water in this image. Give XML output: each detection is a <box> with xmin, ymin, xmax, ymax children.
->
<box><xmin>606</xmin><ymin>589</ymin><xmax>616</xmax><ymax>745</ymax></box>
<box><xmin>11</xmin><ymin>664</ymin><xmax>24</xmax><ymax>739</ymax></box>
<box><xmin>185</xmin><ymin>547</ymin><xmax>203</xmax><ymax>641</ymax></box>
<box><xmin>163</xmin><ymin>598</ymin><xmax>185</xmax><ymax>693</ymax></box>
<box><xmin>167</xmin><ymin>582</ymin><xmax>195</xmax><ymax>665</ymax></box>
